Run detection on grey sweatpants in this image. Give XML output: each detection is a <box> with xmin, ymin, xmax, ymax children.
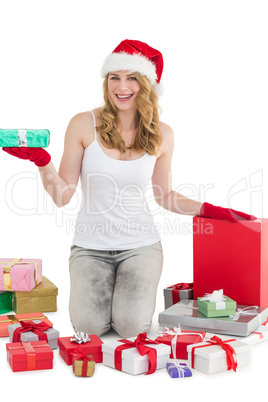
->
<box><xmin>69</xmin><ymin>241</ymin><xmax>163</xmax><ymax>338</ymax></box>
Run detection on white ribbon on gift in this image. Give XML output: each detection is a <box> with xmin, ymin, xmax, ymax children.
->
<box><xmin>18</xmin><ymin>129</ymin><xmax>27</xmax><ymax>147</ymax></box>
<box><xmin>199</xmin><ymin>289</ymin><xmax>226</xmax><ymax>310</ymax></box>
<box><xmin>159</xmin><ymin>325</ymin><xmax>205</xmax><ymax>359</ymax></box>
<box><xmin>229</xmin><ymin>306</ymin><xmax>261</xmax><ymax>327</ymax></box>
<box><xmin>168</xmin><ymin>362</ymin><xmax>189</xmax><ymax>378</ymax></box>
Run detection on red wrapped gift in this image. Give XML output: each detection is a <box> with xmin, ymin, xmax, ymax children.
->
<box><xmin>193</xmin><ymin>217</ymin><xmax>268</xmax><ymax>307</ymax></box>
<box><xmin>156</xmin><ymin>327</ymin><xmax>206</xmax><ymax>359</ymax></box>
<box><xmin>0</xmin><ymin>312</ymin><xmax>53</xmax><ymax>337</ymax></box>
<box><xmin>58</xmin><ymin>335</ymin><xmax>103</xmax><ymax>365</ymax></box>
<box><xmin>6</xmin><ymin>341</ymin><xmax>53</xmax><ymax>372</ymax></box>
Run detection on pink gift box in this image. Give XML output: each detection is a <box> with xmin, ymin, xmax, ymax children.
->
<box><xmin>0</xmin><ymin>258</ymin><xmax>42</xmax><ymax>291</ymax></box>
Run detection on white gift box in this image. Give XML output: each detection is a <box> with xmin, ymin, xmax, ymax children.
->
<box><xmin>102</xmin><ymin>337</ymin><xmax>170</xmax><ymax>375</ymax></box>
<box><xmin>236</xmin><ymin>326</ymin><xmax>268</xmax><ymax>345</ymax></box>
<box><xmin>187</xmin><ymin>338</ymin><xmax>250</xmax><ymax>375</ymax></box>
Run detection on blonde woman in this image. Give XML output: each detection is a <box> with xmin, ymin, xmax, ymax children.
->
<box><xmin>3</xmin><ymin>40</ymin><xmax>255</xmax><ymax>337</ymax></box>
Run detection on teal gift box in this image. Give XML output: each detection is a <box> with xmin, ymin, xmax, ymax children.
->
<box><xmin>0</xmin><ymin>291</ymin><xmax>13</xmax><ymax>314</ymax></box>
<box><xmin>0</xmin><ymin>129</ymin><xmax>50</xmax><ymax>148</ymax></box>
<box><xmin>197</xmin><ymin>291</ymin><xmax>237</xmax><ymax>318</ymax></box>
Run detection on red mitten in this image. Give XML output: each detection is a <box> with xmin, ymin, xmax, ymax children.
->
<box><xmin>200</xmin><ymin>202</ymin><xmax>256</xmax><ymax>223</ymax></box>
<box><xmin>2</xmin><ymin>147</ymin><xmax>51</xmax><ymax>167</ymax></box>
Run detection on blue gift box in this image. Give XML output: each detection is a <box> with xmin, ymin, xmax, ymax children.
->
<box><xmin>166</xmin><ymin>362</ymin><xmax>192</xmax><ymax>378</ymax></box>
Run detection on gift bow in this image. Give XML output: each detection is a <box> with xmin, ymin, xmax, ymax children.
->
<box><xmin>71</xmin><ymin>346</ymin><xmax>94</xmax><ymax>377</ymax></box>
<box><xmin>191</xmin><ymin>335</ymin><xmax>237</xmax><ymax>372</ymax></box>
<box><xmin>229</xmin><ymin>306</ymin><xmax>260</xmax><ymax>322</ymax></box>
<box><xmin>70</xmin><ymin>331</ymin><xmax>91</xmax><ymax>344</ymax></box>
<box><xmin>199</xmin><ymin>289</ymin><xmax>227</xmax><ymax>310</ymax></box>
<box><xmin>168</xmin><ymin>283</ymin><xmax>193</xmax><ymax>304</ymax></box>
<box><xmin>168</xmin><ymin>283</ymin><xmax>193</xmax><ymax>291</ymax></box>
<box><xmin>114</xmin><ymin>332</ymin><xmax>159</xmax><ymax>375</ymax></box>
<box><xmin>12</xmin><ymin>320</ymin><xmax>52</xmax><ymax>343</ymax></box>
<box><xmin>200</xmin><ymin>289</ymin><xmax>225</xmax><ymax>303</ymax></box>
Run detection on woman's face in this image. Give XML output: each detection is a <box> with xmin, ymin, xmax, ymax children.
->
<box><xmin>107</xmin><ymin>70</ymin><xmax>141</xmax><ymax>112</ymax></box>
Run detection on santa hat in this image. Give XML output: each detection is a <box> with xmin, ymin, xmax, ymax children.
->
<box><xmin>101</xmin><ymin>39</ymin><xmax>164</xmax><ymax>94</ymax></box>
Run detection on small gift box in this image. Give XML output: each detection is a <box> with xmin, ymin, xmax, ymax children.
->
<box><xmin>155</xmin><ymin>327</ymin><xmax>206</xmax><ymax>359</ymax></box>
<box><xmin>166</xmin><ymin>362</ymin><xmax>192</xmax><ymax>378</ymax></box>
<box><xmin>164</xmin><ymin>283</ymin><xmax>193</xmax><ymax>309</ymax></box>
<box><xmin>12</xmin><ymin>276</ymin><xmax>58</xmax><ymax>314</ymax></box>
<box><xmin>8</xmin><ymin>319</ymin><xmax>59</xmax><ymax>349</ymax></box>
<box><xmin>197</xmin><ymin>289</ymin><xmax>237</xmax><ymax>317</ymax></box>
<box><xmin>58</xmin><ymin>335</ymin><xmax>103</xmax><ymax>365</ymax></box>
<box><xmin>102</xmin><ymin>332</ymin><xmax>170</xmax><ymax>375</ymax></box>
<box><xmin>72</xmin><ymin>348</ymin><xmax>95</xmax><ymax>377</ymax></box>
<box><xmin>0</xmin><ymin>129</ymin><xmax>50</xmax><ymax>147</ymax></box>
<box><xmin>6</xmin><ymin>340</ymin><xmax>53</xmax><ymax>372</ymax></box>
<box><xmin>0</xmin><ymin>258</ymin><xmax>42</xmax><ymax>292</ymax></box>
<box><xmin>0</xmin><ymin>291</ymin><xmax>13</xmax><ymax>314</ymax></box>
<box><xmin>159</xmin><ymin>299</ymin><xmax>268</xmax><ymax>337</ymax></box>
<box><xmin>187</xmin><ymin>335</ymin><xmax>250</xmax><ymax>374</ymax></box>
<box><xmin>0</xmin><ymin>312</ymin><xmax>53</xmax><ymax>338</ymax></box>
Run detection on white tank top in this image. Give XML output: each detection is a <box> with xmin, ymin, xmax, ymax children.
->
<box><xmin>72</xmin><ymin>111</ymin><xmax>161</xmax><ymax>250</ymax></box>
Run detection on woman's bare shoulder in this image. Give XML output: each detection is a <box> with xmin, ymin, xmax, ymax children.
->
<box><xmin>159</xmin><ymin>121</ymin><xmax>174</xmax><ymax>138</ymax></box>
<box><xmin>157</xmin><ymin>121</ymin><xmax>174</xmax><ymax>158</ymax></box>
<box><xmin>65</xmin><ymin>110</ymin><xmax>98</xmax><ymax>148</ymax></box>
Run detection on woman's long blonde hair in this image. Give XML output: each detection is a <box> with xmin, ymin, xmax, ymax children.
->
<box><xmin>96</xmin><ymin>73</ymin><xmax>162</xmax><ymax>156</ymax></box>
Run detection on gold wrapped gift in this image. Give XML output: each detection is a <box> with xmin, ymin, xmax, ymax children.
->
<box><xmin>73</xmin><ymin>355</ymin><xmax>95</xmax><ymax>377</ymax></box>
<box><xmin>12</xmin><ymin>276</ymin><xmax>58</xmax><ymax>314</ymax></box>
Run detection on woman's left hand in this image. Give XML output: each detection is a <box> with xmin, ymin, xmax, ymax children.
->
<box><xmin>199</xmin><ymin>202</ymin><xmax>257</xmax><ymax>223</ymax></box>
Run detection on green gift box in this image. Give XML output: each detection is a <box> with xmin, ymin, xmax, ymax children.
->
<box><xmin>0</xmin><ymin>129</ymin><xmax>50</xmax><ymax>148</ymax></box>
<box><xmin>197</xmin><ymin>294</ymin><xmax>237</xmax><ymax>318</ymax></box>
<box><xmin>0</xmin><ymin>291</ymin><xmax>13</xmax><ymax>314</ymax></box>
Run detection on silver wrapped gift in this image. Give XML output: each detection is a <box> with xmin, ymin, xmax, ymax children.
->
<box><xmin>164</xmin><ymin>286</ymin><xmax>193</xmax><ymax>309</ymax></box>
<box><xmin>158</xmin><ymin>299</ymin><xmax>268</xmax><ymax>337</ymax></box>
<box><xmin>8</xmin><ymin>319</ymin><xmax>59</xmax><ymax>349</ymax></box>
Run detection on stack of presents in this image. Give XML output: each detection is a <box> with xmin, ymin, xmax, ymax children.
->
<box><xmin>1</xmin><ymin>216</ymin><xmax>268</xmax><ymax>377</ymax></box>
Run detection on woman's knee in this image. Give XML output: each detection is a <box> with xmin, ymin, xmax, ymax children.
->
<box><xmin>112</xmin><ymin>311</ymin><xmax>153</xmax><ymax>338</ymax></box>
<box><xmin>70</xmin><ymin>311</ymin><xmax>112</xmax><ymax>337</ymax></box>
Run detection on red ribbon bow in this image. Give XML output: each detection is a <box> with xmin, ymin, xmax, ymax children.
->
<box><xmin>71</xmin><ymin>346</ymin><xmax>94</xmax><ymax>377</ymax></box>
<box><xmin>168</xmin><ymin>283</ymin><xmax>193</xmax><ymax>304</ymax></box>
<box><xmin>12</xmin><ymin>320</ymin><xmax>52</xmax><ymax>343</ymax></box>
<box><xmin>114</xmin><ymin>332</ymin><xmax>159</xmax><ymax>375</ymax></box>
<box><xmin>191</xmin><ymin>335</ymin><xmax>237</xmax><ymax>372</ymax></box>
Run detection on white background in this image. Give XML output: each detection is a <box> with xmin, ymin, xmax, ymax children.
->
<box><xmin>0</xmin><ymin>0</ymin><xmax>267</xmax><ymax>400</ymax></box>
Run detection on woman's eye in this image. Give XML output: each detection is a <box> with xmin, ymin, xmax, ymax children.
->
<box><xmin>128</xmin><ymin>76</ymin><xmax>136</xmax><ymax>80</ymax></box>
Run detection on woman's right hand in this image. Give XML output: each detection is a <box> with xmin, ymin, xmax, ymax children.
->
<box><xmin>2</xmin><ymin>147</ymin><xmax>51</xmax><ymax>167</ymax></box>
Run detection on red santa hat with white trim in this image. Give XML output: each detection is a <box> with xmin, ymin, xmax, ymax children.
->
<box><xmin>101</xmin><ymin>39</ymin><xmax>164</xmax><ymax>94</ymax></box>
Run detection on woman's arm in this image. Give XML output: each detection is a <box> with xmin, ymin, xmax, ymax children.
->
<box><xmin>38</xmin><ymin>113</ymin><xmax>88</xmax><ymax>207</ymax></box>
<box><xmin>152</xmin><ymin>123</ymin><xmax>202</xmax><ymax>216</ymax></box>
